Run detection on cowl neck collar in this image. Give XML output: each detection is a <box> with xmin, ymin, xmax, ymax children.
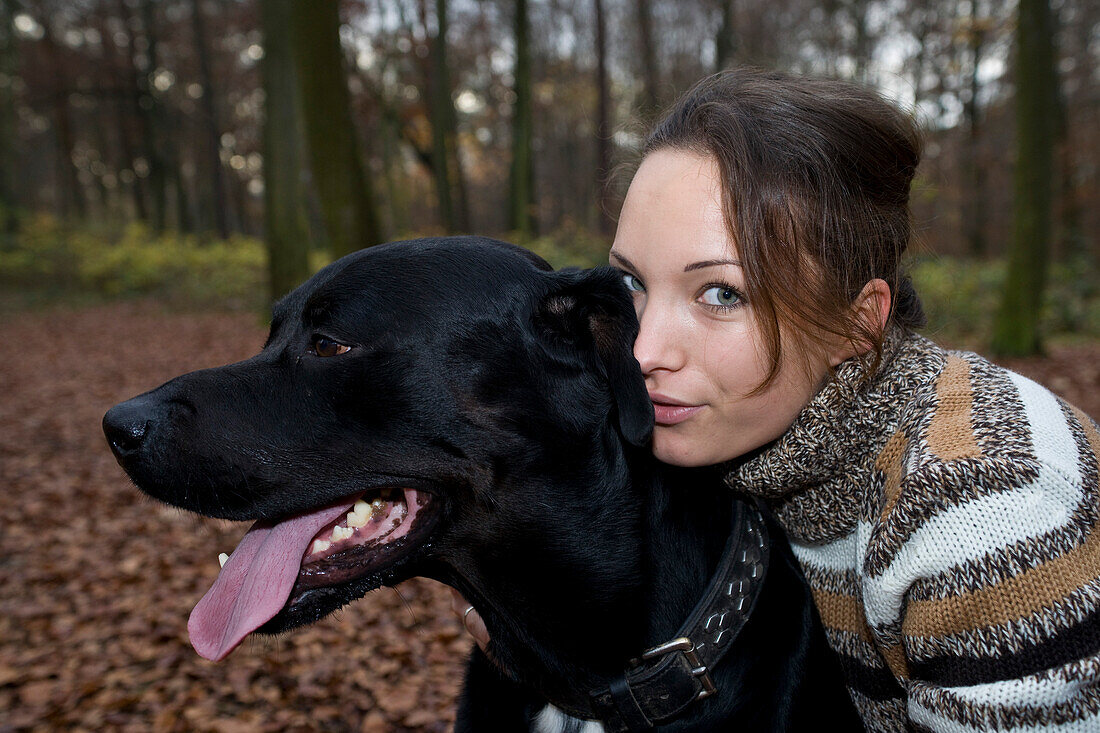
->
<box><xmin>724</xmin><ymin>327</ymin><xmax>944</xmax><ymax>543</ymax></box>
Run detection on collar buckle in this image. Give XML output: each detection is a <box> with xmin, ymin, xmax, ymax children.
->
<box><xmin>578</xmin><ymin>502</ymin><xmax>770</xmax><ymax>732</ymax></box>
<box><xmin>637</xmin><ymin>638</ymin><xmax>717</xmax><ymax>700</ymax></box>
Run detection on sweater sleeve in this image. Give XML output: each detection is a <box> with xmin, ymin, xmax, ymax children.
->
<box><xmin>860</xmin><ymin>398</ymin><xmax>1100</xmax><ymax>731</ymax></box>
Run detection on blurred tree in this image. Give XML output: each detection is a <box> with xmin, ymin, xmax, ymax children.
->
<box><xmin>715</xmin><ymin>0</ymin><xmax>736</xmax><ymax>72</ymax></box>
<box><xmin>595</xmin><ymin>0</ymin><xmax>613</xmax><ymax>235</ymax></box>
<box><xmin>97</xmin><ymin>5</ymin><xmax>147</xmax><ymax>224</ymax></box>
<box><xmin>635</xmin><ymin>0</ymin><xmax>659</xmax><ymax>116</ymax></box>
<box><xmin>905</xmin><ymin>0</ymin><xmax>933</xmax><ymax>108</ymax></box>
<box><xmin>289</xmin><ymin>0</ymin><xmax>382</xmax><ymax>257</ymax></box>
<box><xmin>961</xmin><ymin>1</ymin><xmax>991</xmax><ymax>257</ymax></box>
<box><xmin>428</xmin><ymin>0</ymin><xmax>469</xmax><ymax>232</ymax></box>
<box><xmin>1054</xmin><ymin>0</ymin><xmax>1090</xmax><ymax>264</ymax></box>
<box><xmin>39</xmin><ymin>10</ymin><xmax>86</xmax><ymax>221</ymax></box>
<box><xmin>846</xmin><ymin>0</ymin><xmax>871</xmax><ymax>82</ymax></box>
<box><xmin>132</xmin><ymin>0</ymin><xmax>168</xmax><ymax>232</ymax></box>
<box><xmin>0</xmin><ymin>0</ymin><xmax>19</xmax><ymax>231</ymax></box>
<box><xmin>992</xmin><ymin>0</ymin><xmax>1058</xmax><ymax>356</ymax></box>
<box><xmin>0</xmin><ymin>0</ymin><xmax>1095</xmax><ymax>274</ymax></box>
<box><xmin>260</xmin><ymin>0</ymin><xmax>309</xmax><ymax>301</ymax></box>
<box><xmin>190</xmin><ymin>0</ymin><xmax>229</xmax><ymax>239</ymax></box>
<box><xmin>348</xmin><ymin>26</ymin><xmax>410</xmax><ymax>236</ymax></box>
<box><xmin>509</xmin><ymin>0</ymin><xmax>534</xmax><ymax>237</ymax></box>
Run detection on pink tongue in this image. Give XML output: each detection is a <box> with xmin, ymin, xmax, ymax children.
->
<box><xmin>188</xmin><ymin>501</ymin><xmax>354</xmax><ymax>661</ymax></box>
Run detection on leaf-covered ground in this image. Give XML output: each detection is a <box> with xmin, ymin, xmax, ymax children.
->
<box><xmin>1</xmin><ymin>304</ymin><xmax>469</xmax><ymax>733</ymax></box>
<box><xmin>2</xmin><ymin>303</ymin><xmax>1098</xmax><ymax>732</ymax></box>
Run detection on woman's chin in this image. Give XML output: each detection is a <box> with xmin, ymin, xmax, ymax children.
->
<box><xmin>651</xmin><ymin>424</ymin><xmax>752</xmax><ymax>468</ymax></box>
<box><xmin>652</xmin><ymin>429</ymin><xmax>713</xmax><ymax>467</ymax></box>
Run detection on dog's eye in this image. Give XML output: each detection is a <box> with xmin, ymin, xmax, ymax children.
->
<box><xmin>311</xmin><ymin>336</ymin><xmax>351</xmax><ymax>358</ymax></box>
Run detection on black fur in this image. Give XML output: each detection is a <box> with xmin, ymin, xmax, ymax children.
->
<box><xmin>103</xmin><ymin>236</ymin><xmax>862</xmax><ymax>731</ymax></box>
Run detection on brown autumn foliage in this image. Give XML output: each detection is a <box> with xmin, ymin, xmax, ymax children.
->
<box><xmin>1</xmin><ymin>302</ymin><xmax>1097</xmax><ymax>732</ymax></box>
<box><xmin>0</xmin><ymin>303</ymin><xmax>468</xmax><ymax>733</ymax></box>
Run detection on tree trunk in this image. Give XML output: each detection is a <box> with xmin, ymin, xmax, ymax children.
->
<box><xmin>379</xmin><ymin>103</ymin><xmax>410</xmax><ymax>235</ymax></box>
<box><xmin>41</xmin><ymin>16</ymin><xmax>86</xmax><ymax>221</ymax></box>
<box><xmin>1056</xmin><ymin>113</ymin><xmax>1083</xmax><ymax>262</ymax></box>
<box><xmin>191</xmin><ymin>0</ymin><xmax>230</xmax><ymax>239</ymax></box>
<box><xmin>98</xmin><ymin>7</ymin><xmax>147</xmax><ymax>223</ymax></box>
<box><xmin>595</xmin><ymin>0</ymin><xmax>613</xmax><ymax>235</ymax></box>
<box><xmin>509</xmin><ymin>0</ymin><xmax>535</xmax><ymax>237</ymax></box>
<box><xmin>715</xmin><ymin>0</ymin><xmax>736</xmax><ymax>72</ymax></box>
<box><xmin>134</xmin><ymin>0</ymin><xmax>167</xmax><ymax>232</ymax></box>
<box><xmin>351</xmin><ymin>45</ymin><xmax>409</xmax><ymax>235</ymax></box>
<box><xmin>636</xmin><ymin>0</ymin><xmax>660</xmax><ymax>115</ymax></box>
<box><xmin>429</xmin><ymin>0</ymin><xmax>455</xmax><ymax>231</ymax></box>
<box><xmin>0</xmin><ymin>0</ymin><xmax>19</xmax><ymax>230</ymax></box>
<box><xmin>908</xmin><ymin>2</ymin><xmax>930</xmax><ymax>109</ymax></box>
<box><xmin>166</xmin><ymin>109</ymin><xmax>194</xmax><ymax>234</ymax></box>
<box><xmin>991</xmin><ymin>0</ymin><xmax>1057</xmax><ymax>356</ymax></box>
<box><xmin>1052</xmin><ymin>39</ymin><xmax>1082</xmax><ymax>263</ymax></box>
<box><xmin>849</xmin><ymin>0</ymin><xmax>871</xmax><ymax>82</ymax></box>
<box><xmin>962</xmin><ymin>5</ymin><xmax>987</xmax><ymax>257</ymax></box>
<box><xmin>1059</xmin><ymin>0</ymin><xmax>1095</xmax><ymax>266</ymax></box>
<box><xmin>290</xmin><ymin>0</ymin><xmax>382</xmax><ymax>257</ymax></box>
<box><xmin>260</xmin><ymin>0</ymin><xmax>310</xmax><ymax>301</ymax></box>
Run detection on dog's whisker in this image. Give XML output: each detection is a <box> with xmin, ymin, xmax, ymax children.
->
<box><xmin>389</xmin><ymin>585</ymin><xmax>422</xmax><ymax>632</ymax></box>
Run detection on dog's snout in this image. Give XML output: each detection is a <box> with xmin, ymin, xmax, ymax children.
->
<box><xmin>103</xmin><ymin>401</ymin><xmax>152</xmax><ymax>459</ymax></box>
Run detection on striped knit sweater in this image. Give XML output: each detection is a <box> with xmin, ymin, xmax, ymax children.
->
<box><xmin>724</xmin><ymin>328</ymin><xmax>1100</xmax><ymax>732</ymax></box>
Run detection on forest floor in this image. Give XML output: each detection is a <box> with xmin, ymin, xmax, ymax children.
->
<box><xmin>2</xmin><ymin>302</ymin><xmax>1098</xmax><ymax>732</ymax></box>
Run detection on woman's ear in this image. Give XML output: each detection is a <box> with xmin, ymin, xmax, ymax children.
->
<box><xmin>828</xmin><ymin>278</ymin><xmax>892</xmax><ymax>367</ymax></box>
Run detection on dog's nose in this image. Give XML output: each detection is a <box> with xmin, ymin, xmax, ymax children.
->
<box><xmin>103</xmin><ymin>401</ymin><xmax>151</xmax><ymax>459</ymax></box>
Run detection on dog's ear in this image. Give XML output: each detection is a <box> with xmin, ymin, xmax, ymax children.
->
<box><xmin>536</xmin><ymin>267</ymin><xmax>653</xmax><ymax>446</ymax></box>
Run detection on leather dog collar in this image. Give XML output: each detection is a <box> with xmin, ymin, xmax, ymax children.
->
<box><xmin>563</xmin><ymin>500</ymin><xmax>770</xmax><ymax>731</ymax></box>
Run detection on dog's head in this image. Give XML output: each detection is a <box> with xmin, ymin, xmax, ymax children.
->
<box><xmin>103</xmin><ymin>236</ymin><xmax>653</xmax><ymax>662</ymax></box>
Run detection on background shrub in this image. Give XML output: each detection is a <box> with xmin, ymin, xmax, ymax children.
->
<box><xmin>3</xmin><ymin>217</ymin><xmax>1096</xmax><ymax>350</ymax></box>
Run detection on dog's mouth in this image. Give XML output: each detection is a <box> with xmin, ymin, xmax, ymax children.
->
<box><xmin>187</xmin><ymin>486</ymin><xmax>438</xmax><ymax>662</ymax></box>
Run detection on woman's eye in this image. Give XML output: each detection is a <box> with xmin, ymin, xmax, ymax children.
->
<box><xmin>700</xmin><ymin>285</ymin><xmax>743</xmax><ymax>308</ymax></box>
<box><xmin>311</xmin><ymin>336</ymin><xmax>351</xmax><ymax>357</ymax></box>
<box><xmin>622</xmin><ymin>273</ymin><xmax>645</xmax><ymax>293</ymax></box>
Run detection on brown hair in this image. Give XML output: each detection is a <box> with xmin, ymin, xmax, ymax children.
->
<box><xmin>644</xmin><ymin>67</ymin><xmax>925</xmax><ymax>389</ymax></box>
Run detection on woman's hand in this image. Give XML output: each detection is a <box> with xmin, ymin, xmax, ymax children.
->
<box><xmin>450</xmin><ymin>588</ymin><xmax>491</xmax><ymax>653</ymax></box>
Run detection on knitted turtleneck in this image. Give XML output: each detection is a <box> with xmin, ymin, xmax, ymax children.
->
<box><xmin>722</xmin><ymin>329</ymin><xmax>1100</xmax><ymax>732</ymax></box>
<box><xmin>725</xmin><ymin>327</ymin><xmax>944</xmax><ymax>543</ymax></box>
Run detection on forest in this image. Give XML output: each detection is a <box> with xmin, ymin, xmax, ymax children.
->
<box><xmin>0</xmin><ymin>0</ymin><xmax>1096</xmax><ymax>350</ymax></box>
<box><xmin>2</xmin><ymin>1</ymin><xmax>1099</xmax><ymax>731</ymax></box>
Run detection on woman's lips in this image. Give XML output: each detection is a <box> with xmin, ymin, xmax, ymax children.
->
<box><xmin>649</xmin><ymin>393</ymin><xmax>704</xmax><ymax>426</ymax></box>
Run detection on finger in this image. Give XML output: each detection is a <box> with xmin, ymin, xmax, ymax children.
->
<box><xmin>450</xmin><ymin>588</ymin><xmax>469</xmax><ymax>617</ymax></box>
<box><xmin>463</xmin><ymin>606</ymin><xmax>491</xmax><ymax>651</ymax></box>
<box><xmin>450</xmin><ymin>589</ymin><xmax>492</xmax><ymax>652</ymax></box>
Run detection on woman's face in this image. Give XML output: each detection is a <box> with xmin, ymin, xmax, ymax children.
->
<box><xmin>610</xmin><ymin>149</ymin><xmax>836</xmax><ymax>467</ymax></box>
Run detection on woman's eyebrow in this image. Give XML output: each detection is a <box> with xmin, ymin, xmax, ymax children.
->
<box><xmin>609</xmin><ymin>252</ymin><xmax>743</xmax><ymax>272</ymax></box>
<box><xmin>609</xmin><ymin>251</ymin><xmax>636</xmax><ymax>270</ymax></box>
<box><xmin>684</xmin><ymin>259</ymin><xmax>742</xmax><ymax>272</ymax></box>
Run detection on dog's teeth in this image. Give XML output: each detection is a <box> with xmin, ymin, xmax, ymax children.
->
<box><xmin>331</xmin><ymin>525</ymin><xmax>353</xmax><ymax>542</ymax></box>
<box><xmin>218</xmin><ymin>552</ymin><xmax>229</xmax><ymax>568</ymax></box>
<box><xmin>311</xmin><ymin>539</ymin><xmax>331</xmax><ymax>554</ymax></box>
<box><xmin>346</xmin><ymin>500</ymin><xmax>372</xmax><ymax>528</ymax></box>
<box><xmin>371</xmin><ymin>498</ymin><xmax>386</xmax><ymax>511</ymax></box>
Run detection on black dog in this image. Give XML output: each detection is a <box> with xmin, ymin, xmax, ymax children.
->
<box><xmin>103</xmin><ymin>237</ymin><xmax>861</xmax><ymax>731</ymax></box>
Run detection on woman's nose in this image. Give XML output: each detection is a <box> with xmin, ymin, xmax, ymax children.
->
<box><xmin>633</xmin><ymin>302</ymin><xmax>685</xmax><ymax>375</ymax></box>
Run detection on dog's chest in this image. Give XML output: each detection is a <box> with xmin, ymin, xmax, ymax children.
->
<box><xmin>532</xmin><ymin>705</ymin><xmax>607</xmax><ymax>733</ymax></box>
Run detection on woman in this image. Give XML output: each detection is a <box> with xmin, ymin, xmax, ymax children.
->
<box><xmin>458</xmin><ymin>68</ymin><xmax>1100</xmax><ymax>731</ymax></box>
